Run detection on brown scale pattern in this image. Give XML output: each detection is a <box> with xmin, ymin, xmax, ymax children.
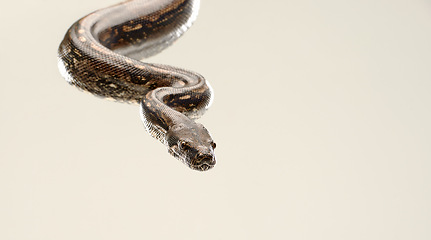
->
<box><xmin>57</xmin><ymin>0</ymin><xmax>216</xmax><ymax>171</ymax></box>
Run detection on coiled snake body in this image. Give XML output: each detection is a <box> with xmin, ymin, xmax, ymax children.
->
<box><xmin>57</xmin><ymin>0</ymin><xmax>216</xmax><ymax>171</ymax></box>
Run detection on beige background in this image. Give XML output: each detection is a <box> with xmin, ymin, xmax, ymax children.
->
<box><xmin>1</xmin><ymin>0</ymin><xmax>430</xmax><ymax>239</ymax></box>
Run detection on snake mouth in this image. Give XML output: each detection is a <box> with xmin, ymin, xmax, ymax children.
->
<box><xmin>191</xmin><ymin>153</ymin><xmax>216</xmax><ymax>171</ymax></box>
<box><xmin>193</xmin><ymin>162</ymin><xmax>214</xmax><ymax>171</ymax></box>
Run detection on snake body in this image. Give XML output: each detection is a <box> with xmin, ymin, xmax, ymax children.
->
<box><xmin>57</xmin><ymin>0</ymin><xmax>216</xmax><ymax>171</ymax></box>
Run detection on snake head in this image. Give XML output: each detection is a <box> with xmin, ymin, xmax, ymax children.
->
<box><xmin>166</xmin><ymin>122</ymin><xmax>216</xmax><ymax>171</ymax></box>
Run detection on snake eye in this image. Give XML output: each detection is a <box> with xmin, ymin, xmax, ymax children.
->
<box><xmin>179</xmin><ymin>140</ymin><xmax>191</xmax><ymax>151</ymax></box>
<box><xmin>210</xmin><ymin>141</ymin><xmax>216</xmax><ymax>149</ymax></box>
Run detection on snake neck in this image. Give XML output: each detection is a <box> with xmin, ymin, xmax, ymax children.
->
<box><xmin>140</xmin><ymin>64</ymin><xmax>213</xmax><ymax>144</ymax></box>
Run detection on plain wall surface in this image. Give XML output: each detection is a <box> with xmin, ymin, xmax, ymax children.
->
<box><xmin>0</xmin><ymin>0</ymin><xmax>430</xmax><ymax>239</ymax></box>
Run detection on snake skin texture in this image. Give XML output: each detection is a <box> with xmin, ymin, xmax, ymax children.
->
<box><xmin>57</xmin><ymin>0</ymin><xmax>216</xmax><ymax>171</ymax></box>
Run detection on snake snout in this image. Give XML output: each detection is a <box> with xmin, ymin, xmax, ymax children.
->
<box><xmin>194</xmin><ymin>152</ymin><xmax>216</xmax><ymax>171</ymax></box>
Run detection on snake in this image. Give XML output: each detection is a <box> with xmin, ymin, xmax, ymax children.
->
<box><xmin>57</xmin><ymin>0</ymin><xmax>216</xmax><ymax>171</ymax></box>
